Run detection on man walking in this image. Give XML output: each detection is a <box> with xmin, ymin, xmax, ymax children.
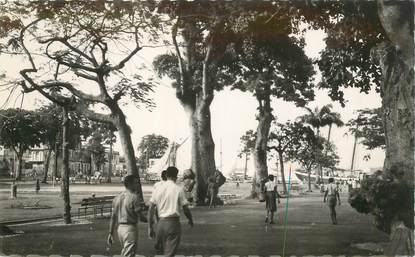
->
<box><xmin>324</xmin><ymin>177</ymin><xmax>341</xmax><ymax>225</ymax></box>
<box><xmin>148</xmin><ymin>166</ymin><xmax>194</xmax><ymax>257</ymax></box>
<box><xmin>107</xmin><ymin>175</ymin><xmax>147</xmax><ymax>257</ymax></box>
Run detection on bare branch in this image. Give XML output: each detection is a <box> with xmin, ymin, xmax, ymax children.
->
<box><xmin>106</xmin><ymin>27</ymin><xmax>142</xmax><ymax>72</ymax></box>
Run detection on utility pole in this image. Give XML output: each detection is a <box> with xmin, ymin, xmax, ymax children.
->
<box><xmin>244</xmin><ymin>152</ymin><xmax>248</xmax><ymax>180</ymax></box>
<box><xmin>220</xmin><ymin>138</ymin><xmax>223</xmax><ymax>171</ymax></box>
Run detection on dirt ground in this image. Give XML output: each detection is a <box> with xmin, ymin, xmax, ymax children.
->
<box><xmin>0</xmin><ymin>181</ymin><xmax>389</xmax><ymax>257</ymax></box>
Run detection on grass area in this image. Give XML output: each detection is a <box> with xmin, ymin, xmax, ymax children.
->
<box><xmin>0</xmin><ymin>181</ymin><xmax>252</xmax><ymax>223</ymax></box>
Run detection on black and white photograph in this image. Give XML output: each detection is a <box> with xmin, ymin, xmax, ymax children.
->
<box><xmin>0</xmin><ymin>1</ymin><xmax>413</xmax><ymax>257</ymax></box>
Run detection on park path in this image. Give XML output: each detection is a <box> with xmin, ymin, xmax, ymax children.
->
<box><xmin>1</xmin><ymin>193</ymin><xmax>389</xmax><ymax>257</ymax></box>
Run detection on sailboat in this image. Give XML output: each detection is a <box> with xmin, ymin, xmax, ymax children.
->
<box><xmin>147</xmin><ymin>137</ymin><xmax>191</xmax><ymax>178</ymax></box>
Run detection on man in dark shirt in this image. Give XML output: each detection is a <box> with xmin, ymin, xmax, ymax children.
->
<box><xmin>107</xmin><ymin>175</ymin><xmax>147</xmax><ymax>257</ymax></box>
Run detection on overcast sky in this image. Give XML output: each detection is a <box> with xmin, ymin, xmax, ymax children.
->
<box><xmin>0</xmin><ymin>28</ymin><xmax>384</xmax><ymax>175</ymax></box>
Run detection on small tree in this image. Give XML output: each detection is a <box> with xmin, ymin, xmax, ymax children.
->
<box><xmin>0</xmin><ymin>109</ymin><xmax>44</xmax><ymax>180</ymax></box>
<box><xmin>268</xmin><ymin>121</ymin><xmax>309</xmax><ymax>194</ymax></box>
<box><xmin>86</xmin><ymin>131</ymin><xmax>107</xmax><ymax>174</ymax></box>
<box><xmin>137</xmin><ymin>134</ymin><xmax>169</xmax><ymax>171</ymax></box>
<box><xmin>37</xmin><ymin>104</ymin><xmax>91</xmax><ymax>182</ymax></box>
<box><xmin>238</xmin><ymin>130</ymin><xmax>256</xmax><ymax>181</ymax></box>
<box><xmin>299</xmin><ymin>104</ymin><xmax>336</xmax><ymax>182</ymax></box>
<box><xmin>286</xmin><ymin>126</ymin><xmax>339</xmax><ymax>192</ymax></box>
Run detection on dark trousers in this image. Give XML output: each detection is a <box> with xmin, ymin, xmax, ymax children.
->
<box><xmin>327</xmin><ymin>195</ymin><xmax>337</xmax><ymax>224</ymax></box>
<box><xmin>156</xmin><ymin>217</ymin><xmax>181</xmax><ymax>257</ymax></box>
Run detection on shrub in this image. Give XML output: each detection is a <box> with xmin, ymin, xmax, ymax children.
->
<box><xmin>349</xmin><ymin>169</ymin><xmax>413</xmax><ymax>234</ymax></box>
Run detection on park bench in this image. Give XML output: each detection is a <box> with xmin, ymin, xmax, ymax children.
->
<box><xmin>78</xmin><ymin>196</ymin><xmax>115</xmax><ymax>219</ymax></box>
<box><xmin>77</xmin><ymin>196</ymin><xmax>150</xmax><ymax>219</ymax></box>
<box><xmin>218</xmin><ymin>193</ymin><xmax>238</xmax><ymax>200</ymax></box>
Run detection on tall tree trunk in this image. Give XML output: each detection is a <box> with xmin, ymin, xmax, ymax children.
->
<box><xmin>374</xmin><ymin>1</ymin><xmax>414</xmax><ymax>248</ymax></box>
<box><xmin>170</xmin><ymin>19</ymin><xmax>220</xmax><ymax>205</ymax></box>
<box><xmin>307</xmin><ymin>167</ymin><xmax>312</xmax><ymax>192</ymax></box>
<box><xmin>61</xmin><ymin>107</ymin><xmax>71</xmax><ymax>224</ymax></box>
<box><xmin>53</xmin><ymin>142</ymin><xmax>59</xmax><ymax>179</ymax></box>
<box><xmin>114</xmin><ymin>109</ymin><xmax>144</xmax><ymax>202</ymax></box>
<box><xmin>244</xmin><ymin>152</ymin><xmax>248</xmax><ymax>180</ymax></box>
<box><xmin>316</xmin><ymin>128</ymin><xmax>323</xmax><ymax>183</ymax></box>
<box><xmin>15</xmin><ymin>154</ymin><xmax>23</xmax><ymax>181</ymax></box>
<box><xmin>42</xmin><ymin>148</ymin><xmax>52</xmax><ymax>183</ymax></box>
<box><xmin>278</xmin><ymin>151</ymin><xmax>287</xmax><ymax>194</ymax></box>
<box><xmin>107</xmin><ymin>137</ymin><xmax>113</xmax><ymax>183</ymax></box>
<box><xmin>184</xmin><ymin>95</ymin><xmax>216</xmax><ymax>205</ymax></box>
<box><xmin>251</xmin><ymin>100</ymin><xmax>272</xmax><ymax>198</ymax></box>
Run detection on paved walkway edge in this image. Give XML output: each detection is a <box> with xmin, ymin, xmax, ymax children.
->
<box><xmin>0</xmin><ymin>254</ymin><xmax>401</xmax><ymax>257</ymax></box>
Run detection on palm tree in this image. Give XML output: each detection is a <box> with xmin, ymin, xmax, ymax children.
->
<box><xmin>298</xmin><ymin>104</ymin><xmax>335</xmax><ymax>182</ymax></box>
<box><xmin>299</xmin><ymin>104</ymin><xmax>333</xmax><ymax>137</ymax></box>
<box><xmin>325</xmin><ymin>112</ymin><xmax>344</xmax><ymax>142</ymax></box>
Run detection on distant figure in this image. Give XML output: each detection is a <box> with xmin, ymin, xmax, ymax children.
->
<box><xmin>264</xmin><ymin>175</ymin><xmax>281</xmax><ymax>224</ymax></box>
<box><xmin>107</xmin><ymin>175</ymin><xmax>147</xmax><ymax>257</ymax></box>
<box><xmin>324</xmin><ymin>177</ymin><xmax>341</xmax><ymax>225</ymax></box>
<box><xmin>148</xmin><ymin>166</ymin><xmax>193</xmax><ymax>257</ymax></box>
<box><xmin>207</xmin><ymin>176</ymin><xmax>219</xmax><ymax>208</ymax></box>
<box><xmin>35</xmin><ymin>179</ymin><xmax>40</xmax><ymax>194</ymax></box>
<box><xmin>182</xmin><ymin>169</ymin><xmax>196</xmax><ymax>205</ymax></box>
<box><xmin>236</xmin><ymin>182</ymin><xmax>240</xmax><ymax>188</ymax></box>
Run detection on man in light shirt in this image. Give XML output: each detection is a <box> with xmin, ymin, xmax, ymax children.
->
<box><xmin>148</xmin><ymin>166</ymin><xmax>194</xmax><ymax>257</ymax></box>
<box><xmin>107</xmin><ymin>175</ymin><xmax>147</xmax><ymax>257</ymax></box>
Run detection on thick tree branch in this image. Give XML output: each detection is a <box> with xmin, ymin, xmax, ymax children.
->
<box><xmin>74</xmin><ymin>70</ymin><xmax>99</xmax><ymax>82</ymax></box>
<box><xmin>73</xmin><ymin>104</ymin><xmax>114</xmax><ymax>124</ymax></box>
<box><xmin>172</xmin><ymin>21</ymin><xmax>187</xmax><ymax>89</ymax></box>
<box><xmin>202</xmin><ymin>35</ymin><xmax>214</xmax><ymax>102</ymax></box>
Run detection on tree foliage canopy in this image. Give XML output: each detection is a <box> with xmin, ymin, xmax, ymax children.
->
<box><xmin>36</xmin><ymin>104</ymin><xmax>92</xmax><ymax>149</ymax></box>
<box><xmin>285</xmin><ymin>124</ymin><xmax>339</xmax><ymax>171</ymax></box>
<box><xmin>0</xmin><ymin>108</ymin><xmax>44</xmax><ymax>155</ymax></box>
<box><xmin>347</xmin><ymin>108</ymin><xmax>385</xmax><ymax>150</ymax></box>
<box><xmin>316</xmin><ymin>1</ymin><xmax>386</xmax><ymax>105</ymax></box>
<box><xmin>137</xmin><ymin>134</ymin><xmax>169</xmax><ymax>170</ymax></box>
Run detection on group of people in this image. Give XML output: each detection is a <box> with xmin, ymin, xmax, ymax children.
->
<box><xmin>108</xmin><ymin>168</ymin><xmax>342</xmax><ymax>257</ymax></box>
<box><xmin>262</xmin><ymin>175</ymin><xmax>341</xmax><ymax>225</ymax></box>
<box><xmin>107</xmin><ymin>166</ymin><xmax>193</xmax><ymax>257</ymax></box>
